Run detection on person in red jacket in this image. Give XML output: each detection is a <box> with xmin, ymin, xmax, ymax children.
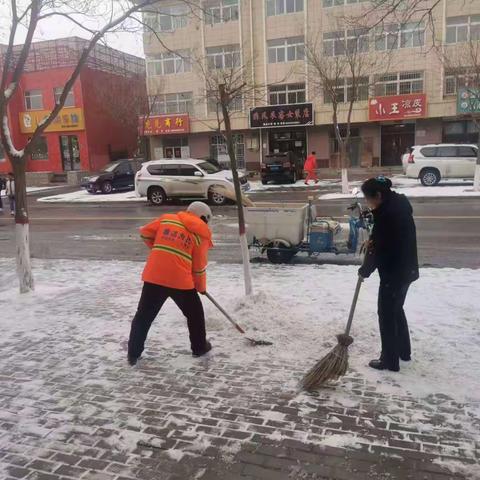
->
<box><xmin>127</xmin><ymin>201</ymin><xmax>214</xmax><ymax>365</ymax></box>
<box><xmin>304</xmin><ymin>151</ymin><xmax>319</xmax><ymax>185</ymax></box>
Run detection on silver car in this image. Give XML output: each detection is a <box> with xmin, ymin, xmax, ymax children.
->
<box><xmin>135</xmin><ymin>159</ymin><xmax>250</xmax><ymax>206</ymax></box>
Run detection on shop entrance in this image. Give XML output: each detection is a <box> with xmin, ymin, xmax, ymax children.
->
<box><xmin>268</xmin><ymin>129</ymin><xmax>306</xmax><ymax>160</ymax></box>
<box><xmin>381</xmin><ymin>124</ymin><xmax>415</xmax><ymax>166</ymax></box>
<box><xmin>59</xmin><ymin>135</ymin><xmax>80</xmax><ymax>171</ymax></box>
<box><xmin>162</xmin><ymin>136</ymin><xmax>189</xmax><ymax>159</ymax></box>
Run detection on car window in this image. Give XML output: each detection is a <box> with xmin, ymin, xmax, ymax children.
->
<box><xmin>437</xmin><ymin>146</ymin><xmax>457</xmax><ymax>157</ymax></box>
<box><xmin>419</xmin><ymin>147</ymin><xmax>437</xmax><ymax>157</ymax></box>
<box><xmin>457</xmin><ymin>146</ymin><xmax>477</xmax><ymax>157</ymax></box>
<box><xmin>198</xmin><ymin>162</ymin><xmax>221</xmax><ymax>174</ymax></box>
<box><xmin>103</xmin><ymin>162</ymin><xmax>120</xmax><ymax>172</ymax></box>
<box><xmin>115</xmin><ymin>163</ymin><xmax>133</xmax><ymax>175</ymax></box>
<box><xmin>179</xmin><ymin>165</ymin><xmax>201</xmax><ymax>176</ymax></box>
<box><xmin>147</xmin><ymin>164</ymin><xmax>181</xmax><ymax>176</ymax></box>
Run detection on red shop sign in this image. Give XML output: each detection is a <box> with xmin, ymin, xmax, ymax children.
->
<box><xmin>139</xmin><ymin>114</ymin><xmax>190</xmax><ymax>135</ymax></box>
<box><xmin>368</xmin><ymin>93</ymin><xmax>427</xmax><ymax>121</ymax></box>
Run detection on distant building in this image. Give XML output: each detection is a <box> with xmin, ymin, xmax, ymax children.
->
<box><xmin>0</xmin><ymin>37</ymin><xmax>146</xmax><ymax>175</ymax></box>
<box><xmin>139</xmin><ymin>0</ymin><xmax>480</xmax><ymax>171</ymax></box>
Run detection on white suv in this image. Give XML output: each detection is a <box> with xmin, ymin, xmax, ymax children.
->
<box><xmin>402</xmin><ymin>144</ymin><xmax>478</xmax><ymax>186</ymax></box>
<box><xmin>135</xmin><ymin>159</ymin><xmax>250</xmax><ymax>206</ymax></box>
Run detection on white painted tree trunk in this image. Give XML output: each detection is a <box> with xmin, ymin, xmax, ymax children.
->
<box><xmin>15</xmin><ymin>223</ymin><xmax>34</xmax><ymax>293</ymax></box>
<box><xmin>239</xmin><ymin>232</ymin><xmax>253</xmax><ymax>296</ymax></box>
<box><xmin>341</xmin><ymin>168</ymin><xmax>349</xmax><ymax>194</ymax></box>
<box><xmin>474</xmin><ymin>163</ymin><xmax>480</xmax><ymax>192</ymax></box>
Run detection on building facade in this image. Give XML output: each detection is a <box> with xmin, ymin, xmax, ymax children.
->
<box><xmin>0</xmin><ymin>38</ymin><xmax>146</xmax><ymax>175</ymax></box>
<box><xmin>140</xmin><ymin>0</ymin><xmax>480</xmax><ymax>171</ymax></box>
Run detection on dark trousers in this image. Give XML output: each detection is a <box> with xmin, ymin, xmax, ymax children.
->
<box><xmin>9</xmin><ymin>196</ymin><xmax>15</xmax><ymax>214</ymax></box>
<box><xmin>378</xmin><ymin>282</ymin><xmax>411</xmax><ymax>369</ymax></box>
<box><xmin>128</xmin><ymin>282</ymin><xmax>207</xmax><ymax>358</ymax></box>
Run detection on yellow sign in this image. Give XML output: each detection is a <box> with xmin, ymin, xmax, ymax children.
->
<box><xmin>19</xmin><ymin>108</ymin><xmax>85</xmax><ymax>134</ymax></box>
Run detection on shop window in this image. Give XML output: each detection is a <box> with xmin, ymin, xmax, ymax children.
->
<box><xmin>210</xmin><ymin>134</ymin><xmax>245</xmax><ymax>168</ymax></box>
<box><xmin>150</xmin><ymin>92</ymin><xmax>193</xmax><ymax>114</ymax></box>
<box><xmin>205</xmin><ymin>0</ymin><xmax>239</xmax><ymax>25</ymax></box>
<box><xmin>30</xmin><ymin>136</ymin><xmax>48</xmax><ymax>160</ymax></box>
<box><xmin>324</xmin><ymin>77</ymin><xmax>369</xmax><ymax>103</ymax></box>
<box><xmin>446</xmin><ymin>15</ymin><xmax>480</xmax><ymax>44</ymax></box>
<box><xmin>146</xmin><ymin>51</ymin><xmax>191</xmax><ymax>76</ymax></box>
<box><xmin>266</xmin><ymin>0</ymin><xmax>304</xmax><ymax>16</ymax></box>
<box><xmin>443</xmin><ymin>120</ymin><xmax>479</xmax><ymax>144</ymax></box>
<box><xmin>268</xmin><ymin>83</ymin><xmax>306</xmax><ymax>105</ymax></box>
<box><xmin>25</xmin><ymin>90</ymin><xmax>43</xmax><ymax>110</ymax></box>
<box><xmin>375</xmin><ymin>71</ymin><xmax>423</xmax><ymax>96</ymax></box>
<box><xmin>267</xmin><ymin>37</ymin><xmax>304</xmax><ymax>63</ymax></box>
<box><xmin>206</xmin><ymin>45</ymin><xmax>241</xmax><ymax>70</ymax></box>
<box><xmin>54</xmin><ymin>87</ymin><xmax>74</xmax><ymax>107</ymax></box>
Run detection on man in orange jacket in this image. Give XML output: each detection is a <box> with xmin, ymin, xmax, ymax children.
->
<box><xmin>127</xmin><ymin>201</ymin><xmax>214</xmax><ymax>365</ymax></box>
<box><xmin>304</xmin><ymin>151</ymin><xmax>319</xmax><ymax>185</ymax></box>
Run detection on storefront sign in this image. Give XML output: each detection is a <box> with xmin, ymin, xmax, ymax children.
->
<box><xmin>457</xmin><ymin>87</ymin><xmax>480</xmax><ymax>114</ymax></box>
<box><xmin>139</xmin><ymin>114</ymin><xmax>190</xmax><ymax>135</ymax></box>
<box><xmin>19</xmin><ymin>108</ymin><xmax>85</xmax><ymax>133</ymax></box>
<box><xmin>368</xmin><ymin>94</ymin><xmax>427</xmax><ymax>121</ymax></box>
<box><xmin>249</xmin><ymin>103</ymin><xmax>314</xmax><ymax>128</ymax></box>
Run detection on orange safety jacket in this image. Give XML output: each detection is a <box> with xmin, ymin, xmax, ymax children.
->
<box><xmin>139</xmin><ymin>212</ymin><xmax>213</xmax><ymax>292</ymax></box>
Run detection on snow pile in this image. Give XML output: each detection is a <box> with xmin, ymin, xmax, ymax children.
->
<box><xmin>249</xmin><ymin>179</ymin><xmax>338</xmax><ymax>192</ymax></box>
<box><xmin>37</xmin><ymin>189</ymin><xmax>145</xmax><ymax>203</ymax></box>
<box><xmin>1</xmin><ymin>186</ymin><xmax>62</xmax><ymax>197</ymax></box>
<box><xmin>320</xmin><ymin>176</ymin><xmax>480</xmax><ymax>200</ymax></box>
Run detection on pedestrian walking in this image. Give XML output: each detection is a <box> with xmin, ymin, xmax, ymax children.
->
<box><xmin>0</xmin><ymin>175</ymin><xmax>5</xmax><ymax>213</ymax></box>
<box><xmin>127</xmin><ymin>201</ymin><xmax>214</xmax><ymax>365</ymax></box>
<box><xmin>5</xmin><ymin>172</ymin><xmax>15</xmax><ymax>216</ymax></box>
<box><xmin>358</xmin><ymin>177</ymin><xmax>419</xmax><ymax>372</ymax></box>
<box><xmin>304</xmin><ymin>151</ymin><xmax>319</xmax><ymax>185</ymax></box>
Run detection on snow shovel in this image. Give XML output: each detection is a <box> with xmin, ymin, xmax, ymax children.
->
<box><xmin>205</xmin><ymin>292</ymin><xmax>273</xmax><ymax>346</ymax></box>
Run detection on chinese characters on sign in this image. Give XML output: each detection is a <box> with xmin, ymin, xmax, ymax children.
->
<box><xmin>457</xmin><ymin>87</ymin><xmax>480</xmax><ymax>114</ymax></box>
<box><xmin>19</xmin><ymin>108</ymin><xmax>85</xmax><ymax>133</ymax></box>
<box><xmin>139</xmin><ymin>114</ymin><xmax>190</xmax><ymax>136</ymax></box>
<box><xmin>368</xmin><ymin>94</ymin><xmax>427</xmax><ymax>121</ymax></box>
<box><xmin>250</xmin><ymin>103</ymin><xmax>314</xmax><ymax>128</ymax></box>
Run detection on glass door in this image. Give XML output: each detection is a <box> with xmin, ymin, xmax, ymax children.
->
<box><xmin>60</xmin><ymin>135</ymin><xmax>81</xmax><ymax>171</ymax></box>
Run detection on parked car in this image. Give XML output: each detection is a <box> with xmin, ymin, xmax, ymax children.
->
<box><xmin>135</xmin><ymin>159</ymin><xmax>250</xmax><ymax>206</ymax></box>
<box><xmin>261</xmin><ymin>152</ymin><xmax>304</xmax><ymax>185</ymax></box>
<box><xmin>402</xmin><ymin>144</ymin><xmax>478</xmax><ymax>186</ymax></box>
<box><xmin>82</xmin><ymin>158</ymin><xmax>144</xmax><ymax>194</ymax></box>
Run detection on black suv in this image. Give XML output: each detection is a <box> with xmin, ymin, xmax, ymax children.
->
<box><xmin>261</xmin><ymin>152</ymin><xmax>304</xmax><ymax>185</ymax></box>
<box><xmin>82</xmin><ymin>158</ymin><xmax>144</xmax><ymax>194</ymax></box>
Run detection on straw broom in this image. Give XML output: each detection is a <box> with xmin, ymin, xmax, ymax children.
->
<box><xmin>302</xmin><ymin>275</ymin><xmax>364</xmax><ymax>391</ymax></box>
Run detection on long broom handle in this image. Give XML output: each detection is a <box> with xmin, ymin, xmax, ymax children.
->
<box><xmin>344</xmin><ymin>276</ymin><xmax>364</xmax><ymax>336</ymax></box>
<box><xmin>204</xmin><ymin>292</ymin><xmax>246</xmax><ymax>334</ymax></box>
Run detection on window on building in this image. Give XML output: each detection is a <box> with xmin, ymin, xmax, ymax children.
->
<box><xmin>375</xmin><ymin>22</ymin><xmax>425</xmax><ymax>50</ymax></box>
<box><xmin>205</xmin><ymin>0</ymin><xmax>239</xmax><ymax>25</ymax></box>
<box><xmin>54</xmin><ymin>87</ymin><xmax>74</xmax><ymax>107</ymax></box>
<box><xmin>143</xmin><ymin>4</ymin><xmax>189</xmax><ymax>33</ymax></box>
<box><xmin>267</xmin><ymin>37</ymin><xmax>305</xmax><ymax>63</ymax></box>
<box><xmin>268</xmin><ymin>83</ymin><xmax>306</xmax><ymax>104</ymax></box>
<box><xmin>323</xmin><ymin>29</ymin><xmax>369</xmax><ymax>56</ymax></box>
<box><xmin>443</xmin><ymin>120</ymin><xmax>479</xmax><ymax>143</ymax></box>
<box><xmin>444</xmin><ymin>69</ymin><xmax>480</xmax><ymax>96</ymax></box>
<box><xmin>207</xmin><ymin>91</ymin><xmax>243</xmax><ymax>113</ymax></box>
<box><xmin>146</xmin><ymin>51</ymin><xmax>191</xmax><ymax>76</ymax></box>
<box><xmin>446</xmin><ymin>15</ymin><xmax>480</xmax><ymax>44</ymax></box>
<box><xmin>149</xmin><ymin>92</ymin><xmax>193</xmax><ymax>114</ymax></box>
<box><xmin>24</xmin><ymin>90</ymin><xmax>43</xmax><ymax>110</ymax></box>
<box><xmin>375</xmin><ymin>71</ymin><xmax>423</xmax><ymax>96</ymax></box>
<box><xmin>324</xmin><ymin>77</ymin><xmax>369</xmax><ymax>103</ymax></box>
<box><xmin>206</xmin><ymin>45</ymin><xmax>241</xmax><ymax>69</ymax></box>
<box><xmin>210</xmin><ymin>133</ymin><xmax>245</xmax><ymax>168</ymax></box>
<box><xmin>266</xmin><ymin>0</ymin><xmax>304</xmax><ymax>16</ymax></box>
<box><xmin>30</xmin><ymin>136</ymin><xmax>48</xmax><ymax>160</ymax></box>
<box><xmin>323</xmin><ymin>0</ymin><xmax>366</xmax><ymax>7</ymax></box>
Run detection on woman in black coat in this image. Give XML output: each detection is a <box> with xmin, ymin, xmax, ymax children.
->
<box><xmin>359</xmin><ymin>177</ymin><xmax>419</xmax><ymax>372</ymax></box>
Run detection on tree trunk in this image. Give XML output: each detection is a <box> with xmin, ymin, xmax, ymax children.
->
<box><xmin>474</xmin><ymin>136</ymin><xmax>480</xmax><ymax>192</ymax></box>
<box><xmin>339</xmin><ymin>144</ymin><xmax>349</xmax><ymax>194</ymax></box>
<box><xmin>219</xmin><ymin>85</ymin><xmax>253</xmax><ymax>296</ymax></box>
<box><xmin>12</xmin><ymin>158</ymin><xmax>34</xmax><ymax>293</ymax></box>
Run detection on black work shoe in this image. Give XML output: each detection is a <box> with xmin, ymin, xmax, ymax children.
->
<box><xmin>369</xmin><ymin>359</ymin><xmax>399</xmax><ymax>372</ymax></box>
<box><xmin>192</xmin><ymin>341</ymin><xmax>212</xmax><ymax>358</ymax></box>
<box><xmin>400</xmin><ymin>355</ymin><xmax>411</xmax><ymax>362</ymax></box>
<box><xmin>127</xmin><ymin>356</ymin><xmax>139</xmax><ymax>366</ymax></box>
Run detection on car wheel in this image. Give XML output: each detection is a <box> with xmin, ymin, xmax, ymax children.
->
<box><xmin>209</xmin><ymin>189</ymin><xmax>228</xmax><ymax>206</ymax></box>
<box><xmin>420</xmin><ymin>168</ymin><xmax>440</xmax><ymax>186</ymax></box>
<box><xmin>101</xmin><ymin>181</ymin><xmax>113</xmax><ymax>194</ymax></box>
<box><xmin>290</xmin><ymin>171</ymin><xmax>297</xmax><ymax>184</ymax></box>
<box><xmin>148</xmin><ymin>186</ymin><xmax>167</xmax><ymax>206</ymax></box>
<box><xmin>266</xmin><ymin>248</ymin><xmax>296</xmax><ymax>264</ymax></box>
<box><xmin>261</xmin><ymin>179</ymin><xmax>268</xmax><ymax>185</ymax></box>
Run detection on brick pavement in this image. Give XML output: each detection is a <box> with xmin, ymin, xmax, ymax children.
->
<box><xmin>0</xmin><ymin>328</ymin><xmax>479</xmax><ymax>480</ymax></box>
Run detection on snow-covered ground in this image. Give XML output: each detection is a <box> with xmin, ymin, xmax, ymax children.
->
<box><xmin>37</xmin><ymin>188</ymin><xmax>145</xmax><ymax>203</ymax></box>
<box><xmin>1</xmin><ymin>186</ymin><xmax>63</xmax><ymax>197</ymax></box>
<box><xmin>320</xmin><ymin>176</ymin><xmax>480</xmax><ymax>200</ymax></box>
<box><xmin>249</xmin><ymin>179</ymin><xmax>338</xmax><ymax>192</ymax></box>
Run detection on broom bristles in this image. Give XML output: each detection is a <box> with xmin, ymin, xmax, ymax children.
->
<box><xmin>301</xmin><ymin>343</ymin><xmax>350</xmax><ymax>391</ymax></box>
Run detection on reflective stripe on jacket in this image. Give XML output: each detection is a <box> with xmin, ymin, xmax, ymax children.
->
<box><xmin>140</xmin><ymin>212</ymin><xmax>213</xmax><ymax>291</ymax></box>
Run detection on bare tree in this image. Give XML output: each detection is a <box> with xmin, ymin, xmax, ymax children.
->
<box><xmin>0</xmin><ymin>0</ymin><xmax>189</xmax><ymax>293</ymax></box>
<box><xmin>305</xmin><ymin>27</ymin><xmax>389</xmax><ymax>194</ymax></box>
<box><xmin>441</xmin><ymin>38</ymin><xmax>480</xmax><ymax>191</ymax></box>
